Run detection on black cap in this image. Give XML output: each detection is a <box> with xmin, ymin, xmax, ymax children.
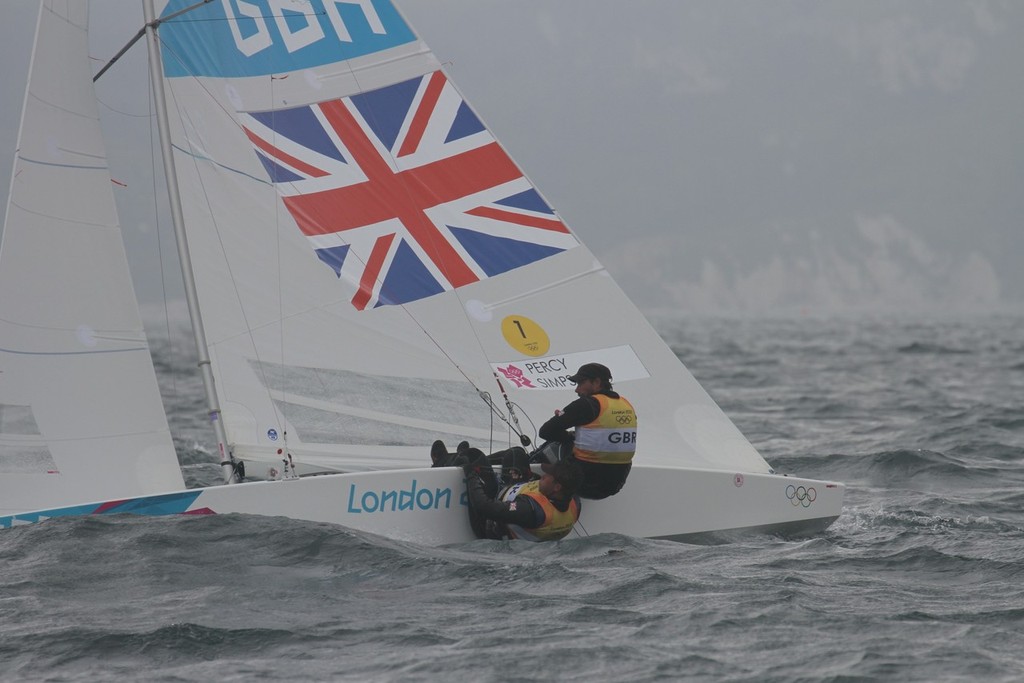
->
<box><xmin>567</xmin><ymin>362</ymin><xmax>611</xmax><ymax>384</ymax></box>
<box><xmin>540</xmin><ymin>461</ymin><xmax>582</xmax><ymax>497</ymax></box>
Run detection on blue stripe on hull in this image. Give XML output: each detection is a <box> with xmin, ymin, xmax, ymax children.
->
<box><xmin>0</xmin><ymin>491</ymin><xmax>205</xmax><ymax>529</ymax></box>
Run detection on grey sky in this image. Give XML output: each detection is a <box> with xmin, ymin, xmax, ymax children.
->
<box><xmin>2</xmin><ymin>1</ymin><xmax>1022</xmax><ymax>315</ymax></box>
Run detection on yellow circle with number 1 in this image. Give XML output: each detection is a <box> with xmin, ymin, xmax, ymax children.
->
<box><xmin>501</xmin><ymin>315</ymin><xmax>550</xmax><ymax>357</ymax></box>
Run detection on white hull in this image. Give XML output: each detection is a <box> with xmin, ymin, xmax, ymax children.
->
<box><xmin>0</xmin><ymin>465</ymin><xmax>843</xmax><ymax>544</ymax></box>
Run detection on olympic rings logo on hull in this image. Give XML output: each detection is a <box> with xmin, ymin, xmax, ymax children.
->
<box><xmin>786</xmin><ymin>485</ymin><xmax>817</xmax><ymax>507</ymax></box>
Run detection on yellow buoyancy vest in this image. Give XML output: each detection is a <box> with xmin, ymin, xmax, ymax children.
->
<box><xmin>573</xmin><ymin>394</ymin><xmax>638</xmax><ymax>465</ymax></box>
<box><xmin>502</xmin><ymin>481</ymin><xmax>580</xmax><ymax>542</ymax></box>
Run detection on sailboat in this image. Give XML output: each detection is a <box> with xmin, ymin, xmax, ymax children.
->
<box><xmin>0</xmin><ymin>0</ymin><xmax>843</xmax><ymax>543</ymax></box>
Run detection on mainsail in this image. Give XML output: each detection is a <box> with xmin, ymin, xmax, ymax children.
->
<box><xmin>154</xmin><ymin>0</ymin><xmax>772</xmax><ymax>477</ymax></box>
<box><xmin>0</xmin><ymin>3</ymin><xmax>184</xmax><ymax>515</ymax></box>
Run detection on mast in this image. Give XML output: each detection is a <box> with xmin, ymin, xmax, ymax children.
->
<box><xmin>142</xmin><ymin>0</ymin><xmax>237</xmax><ymax>484</ymax></box>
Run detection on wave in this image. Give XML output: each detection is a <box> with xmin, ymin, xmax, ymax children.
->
<box><xmin>774</xmin><ymin>449</ymin><xmax>1022</xmax><ymax>489</ymax></box>
<box><xmin>897</xmin><ymin>341</ymin><xmax>972</xmax><ymax>355</ymax></box>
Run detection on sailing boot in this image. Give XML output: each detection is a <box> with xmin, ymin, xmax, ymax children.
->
<box><xmin>430</xmin><ymin>440</ymin><xmax>450</xmax><ymax>467</ymax></box>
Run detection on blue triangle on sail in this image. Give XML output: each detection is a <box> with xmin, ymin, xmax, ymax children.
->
<box><xmin>375</xmin><ymin>239</ymin><xmax>445</xmax><ymax>307</ymax></box>
<box><xmin>315</xmin><ymin>245</ymin><xmax>350</xmax><ymax>277</ymax></box>
<box><xmin>448</xmin><ymin>226</ymin><xmax>564</xmax><ymax>277</ymax></box>
<box><xmin>255</xmin><ymin>151</ymin><xmax>304</xmax><ymax>183</ymax></box>
<box><xmin>494</xmin><ymin>189</ymin><xmax>554</xmax><ymax>214</ymax></box>
<box><xmin>249</xmin><ymin>107</ymin><xmax>345</xmax><ymax>162</ymax></box>
<box><xmin>445</xmin><ymin>102</ymin><xmax>485</xmax><ymax>143</ymax></box>
<box><xmin>350</xmin><ymin>77</ymin><xmax>421</xmax><ymax>152</ymax></box>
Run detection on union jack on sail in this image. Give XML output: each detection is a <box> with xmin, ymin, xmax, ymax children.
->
<box><xmin>241</xmin><ymin>71</ymin><xmax>577</xmax><ymax>309</ymax></box>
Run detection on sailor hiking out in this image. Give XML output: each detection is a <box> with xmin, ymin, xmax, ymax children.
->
<box><xmin>457</xmin><ymin>448</ymin><xmax>582</xmax><ymax>542</ymax></box>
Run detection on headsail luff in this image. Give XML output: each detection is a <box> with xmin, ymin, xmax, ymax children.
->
<box><xmin>0</xmin><ymin>2</ymin><xmax>184</xmax><ymax>516</ymax></box>
<box><xmin>153</xmin><ymin>0</ymin><xmax>773</xmax><ymax>476</ymax></box>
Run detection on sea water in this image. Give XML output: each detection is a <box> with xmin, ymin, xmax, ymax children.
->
<box><xmin>2</xmin><ymin>314</ymin><xmax>1023</xmax><ymax>682</ymax></box>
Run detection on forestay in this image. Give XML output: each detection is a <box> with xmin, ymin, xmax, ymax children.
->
<box><xmin>0</xmin><ymin>3</ymin><xmax>184</xmax><ymax>516</ymax></box>
<box><xmin>154</xmin><ymin>0</ymin><xmax>772</xmax><ymax>477</ymax></box>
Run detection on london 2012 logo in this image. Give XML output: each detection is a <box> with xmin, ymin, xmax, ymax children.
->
<box><xmin>786</xmin><ymin>484</ymin><xmax>816</xmax><ymax>507</ymax></box>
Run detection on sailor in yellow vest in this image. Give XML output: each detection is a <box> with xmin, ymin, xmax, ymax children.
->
<box><xmin>538</xmin><ymin>362</ymin><xmax>637</xmax><ymax>499</ymax></box>
<box><xmin>462</xmin><ymin>450</ymin><xmax>582</xmax><ymax>542</ymax></box>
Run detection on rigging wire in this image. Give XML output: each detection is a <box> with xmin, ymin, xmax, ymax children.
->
<box><xmin>267</xmin><ymin>70</ymin><xmax>293</xmax><ymax>469</ymax></box>
<box><xmin>491</xmin><ymin>375</ymin><xmax>531</xmax><ymax>448</ymax></box>
<box><xmin>147</xmin><ymin>68</ymin><xmax>180</xmax><ymax>402</ymax></box>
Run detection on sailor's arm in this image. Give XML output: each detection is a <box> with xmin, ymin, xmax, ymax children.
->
<box><xmin>538</xmin><ymin>396</ymin><xmax>600</xmax><ymax>442</ymax></box>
